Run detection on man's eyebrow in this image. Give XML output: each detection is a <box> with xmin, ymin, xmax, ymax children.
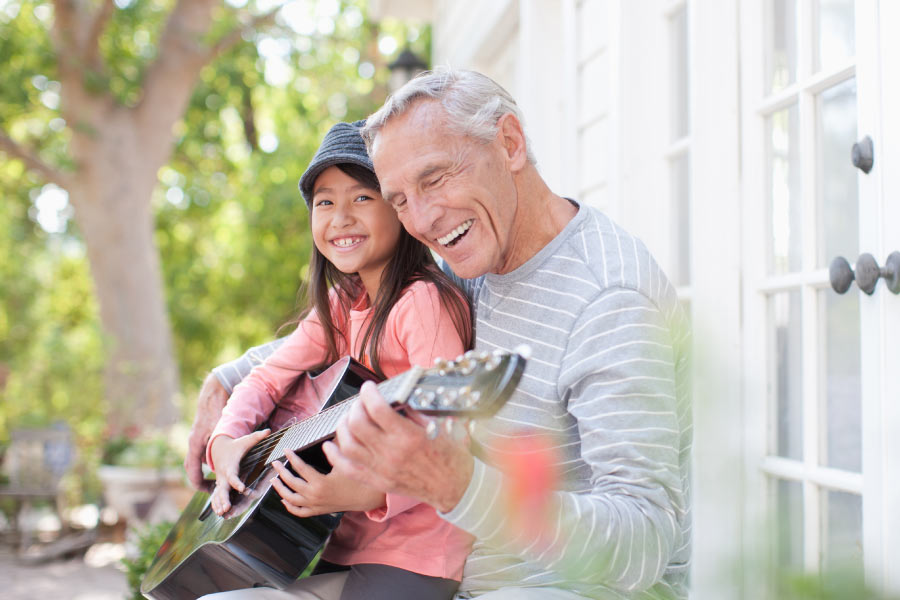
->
<box><xmin>416</xmin><ymin>164</ymin><xmax>445</xmax><ymax>182</ymax></box>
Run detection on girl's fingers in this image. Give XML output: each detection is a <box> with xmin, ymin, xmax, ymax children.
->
<box><xmin>283</xmin><ymin>449</ymin><xmax>318</xmax><ymax>481</ymax></box>
<box><xmin>241</xmin><ymin>428</ymin><xmax>270</xmax><ymax>450</ymax></box>
<box><xmin>272</xmin><ymin>460</ymin><xmax>305</xmax><ymax>493</ymax></box>
<box><xmin>271</xmin><ymin>472</ymin><xmax>305</xmax><ymax>506</ymax></box>
<box><xmin>211</xmin><ymin>480</ymin><xmax>232</xmax><ymax>515</ymax></box>
<box><xmin>227</xmin><ymin>471</ymin><xmax>245</xmax><ymax>494</ymax></box>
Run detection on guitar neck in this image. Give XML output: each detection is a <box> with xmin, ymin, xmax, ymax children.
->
<box><xmin>262</xmin><ymin>366</ymin><xmax>423</xmax><ymax>465</ymax></box>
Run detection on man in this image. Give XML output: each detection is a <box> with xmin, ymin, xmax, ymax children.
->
<box><xmin>187</xmin><ymin>69</ymin><xmax>691</xmax><ymax>599</ymax></box>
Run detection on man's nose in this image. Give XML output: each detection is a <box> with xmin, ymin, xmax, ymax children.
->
<box><xmin>405</xmin><ymin>195</ymin><xmax>442</xmax><ymax>236</ymax></box>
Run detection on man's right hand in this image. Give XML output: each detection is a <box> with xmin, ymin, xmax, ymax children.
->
<box><xmin>184</xmin><ymin>373</ymin><xmax>229</xmax><ymax>491</ymax></box>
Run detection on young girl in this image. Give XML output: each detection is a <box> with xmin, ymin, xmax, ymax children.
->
<box><xmin>203</xmin><ymin>121</ymin><xmax>473</xmax><ymax>600</ymax></box>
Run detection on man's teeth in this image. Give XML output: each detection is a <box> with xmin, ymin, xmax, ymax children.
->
<box><xmin>333</xmin><ymin>237</ymin><xmax>362</xmax><ymax>247</ymax></box>
<box><xmin>438</xmin><ymin>219</ymin><xmax>474</xmax><ymax>246</ymax></box>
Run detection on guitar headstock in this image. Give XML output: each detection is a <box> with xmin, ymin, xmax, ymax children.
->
<box><xmin>400</xmin><ymin>349</ymin><xmax>527</xmax><ymax>419</ymax></box>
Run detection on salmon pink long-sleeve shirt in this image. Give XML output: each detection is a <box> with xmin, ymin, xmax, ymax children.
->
<box><xmin>207</xmin><ymin>280</ymin><xmax>473</xmax><ymax>581</ymax></box>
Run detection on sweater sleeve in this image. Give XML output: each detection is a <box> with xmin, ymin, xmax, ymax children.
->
<box><xmin>364</xmin><ymin>281</ymin><xmax>469</xmax><ymax>521</ymax></box>
<box><xmin>206</xmin><ymin>311</ymin><xmax>330</xmax><ymax>470</ymax></box>
<box><xmin>441</xmin><ymin>288</ymin><xmax>686</xmax><ymax>593</ymax></box>
<box><xmin>212</xmin><ymin>338</ymin><xmax>287</xmax><ymax>395</ymax></box>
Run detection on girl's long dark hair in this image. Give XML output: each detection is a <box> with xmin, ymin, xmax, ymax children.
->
<box><xmin>298</xmin><ymin>163</ymin><xmax>472</xmax><ymax>379</ymax></box>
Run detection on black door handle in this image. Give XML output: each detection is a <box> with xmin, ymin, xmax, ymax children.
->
<box><xmin>851</xmin><ymin>136</ymin><xmax>874</xmax><ymax>173</ymax></box>
<box><xmin>830</xmin><ymin>252</ymin><xmax>900</xmax><ymax>295</ymax></box>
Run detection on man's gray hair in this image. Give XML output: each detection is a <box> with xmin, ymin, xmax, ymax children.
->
<box><xmin>361</xmin><ymin>67</ymin><xmax>536</xmax><ymax>165</ymax></box>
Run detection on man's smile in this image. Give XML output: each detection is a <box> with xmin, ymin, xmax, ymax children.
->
<box><xmin>437</xmin><ymin>219</ymin><xmax>474</xmax><ymax>247</ymax></box>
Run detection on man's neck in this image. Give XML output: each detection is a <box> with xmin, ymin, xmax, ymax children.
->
<box><xmin>496</xmin><ymin>169</ymin><xmax>577</xmax><ymax>274</ymax></box>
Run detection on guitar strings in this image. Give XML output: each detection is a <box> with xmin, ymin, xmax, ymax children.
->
<box><xmin>237</xmin><ymin>376</ymin><xmax>404</xmax><ymax>469</ymax></box>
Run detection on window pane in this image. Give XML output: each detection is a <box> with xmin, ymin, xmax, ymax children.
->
<box><xmin>819</xmin><ymin>289</ymin><xmax>861</xmax><ymax>471</ymax></box>
<box><xmin>820</xmin><ymin>489</ymin><xmax>863</xmax><ymax>574</ymax></box>
<box><xmin>817</xmin><ymin>0</ymin><xmax>855</xmax><ymax>72</ymax></box>
<box><xmin>770</xmin><ymin>291</ymin><xmax>803</xmax><ymax>460</ymax></box>
<box><xmin>818</xmin><ymin>78</ymin><xmax>858</xmax><ymax>268</ymax></box>
<box><xmin>768</xmin><ymin>104</ymin><xmax>802</xmax><ymax>275</ymax></box>
<box><xmin>773</xmin><ymin>478</ymin><xmax>804</xmax><ymax>571</ymax></box>
<box><xmin>671</xmin><ymin>153</ymin><xmax>691</xmax><ymax>286</ymax></box>
<box><xmin>670</xmin><ymin>5</ymin><xmax>689</xmax><ymax>140</ymax></box>
<box><xmin>768</xmin><ymin>0</ymin><xmax>798</xmax><ymax>94</ymax></box>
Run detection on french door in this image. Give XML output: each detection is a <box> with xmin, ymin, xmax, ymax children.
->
<box><xmin>740</xmin><ymin>0</ymin><xmax>900</xmax><ymax>596</ymax></box>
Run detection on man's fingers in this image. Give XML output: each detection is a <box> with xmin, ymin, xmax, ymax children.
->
<box><xmin>184</xmin><ymin>454</ymin><xmax>205</xmax><ymax>490</ymax></box>
<box><xmin>358</xmin><ymin>381</ymin><xmax>427</xmax><ymax>438</ymax></box>
<box><xmin>322</xmin><ymin>439</ymin><xmax>385</xmax><ymax>490</ymax></box>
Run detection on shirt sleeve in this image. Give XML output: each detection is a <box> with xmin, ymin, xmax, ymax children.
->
<box><xmin>206</xmin><ymin>311</ymin><xmax>330</xmax><ymax>470</ymax></box>
<box><xmin>364</xmin><ymin>281</ymin><xmax>469</xmax><ymax>521</ymax></box>
<box><xmin>441</xmin><ymin>288</ymin><xmax>687</xmax><ymax>593</ymax></box>
<box><xmin>212</xmin><ymin>338</ymin><xmax>287</xmax><ymax>395</ymax></box>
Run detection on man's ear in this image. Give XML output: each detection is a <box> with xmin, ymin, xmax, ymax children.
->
<box><xmin>495</xmin><ymin>113</ymin><xmax>529</xmax><ymax>171</ymax></box>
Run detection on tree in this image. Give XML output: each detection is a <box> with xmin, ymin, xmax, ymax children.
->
<box><xmin>1</xmin><ymin>0</ymin><xmax>284</xmax><ymax>434</ymax></box>
<box><xmin>0</xmin><ymin>0</ymin><xmax>430</xmax><ymax>454</ymax></box>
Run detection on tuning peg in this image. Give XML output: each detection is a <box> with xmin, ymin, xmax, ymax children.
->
<box><xmin>425</xmin><ymin>419</ymin><xmax>440</xmax><ymax>440</ymax></box>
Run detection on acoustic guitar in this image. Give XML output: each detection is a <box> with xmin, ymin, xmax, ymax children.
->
<box><xmin>141</xmin><ymin>349</ymin><xmax>526</xmax><ymax>599</ymax></box>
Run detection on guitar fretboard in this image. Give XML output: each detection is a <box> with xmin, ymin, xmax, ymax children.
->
<box><xmin>265</xmin><ymin>366</ymin><xmax>422</xmax><ymax>464</ymax></box>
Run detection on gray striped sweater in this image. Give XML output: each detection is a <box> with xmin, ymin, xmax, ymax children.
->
<box><xmin>211</xmin><ymin>203</ymin><xmax>691</xmax><ymax>599</ymax></box>
<box><xmin>441</xmin><ymin>203</ymin><xmax>691</xmax><ymax>599</ymax></box>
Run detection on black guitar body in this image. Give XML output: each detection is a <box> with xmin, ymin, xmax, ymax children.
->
<box><xmin>141</xmin><ymin>358</ymin><xmax>379</xmax><ymax>600</ymax></box>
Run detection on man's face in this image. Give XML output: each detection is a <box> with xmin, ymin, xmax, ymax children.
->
<box><xmin>371</xmin><ymin>100</ymin><xmax>519</xmax><ymax>279</ymax></box>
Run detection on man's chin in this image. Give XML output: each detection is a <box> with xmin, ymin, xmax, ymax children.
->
<box><xmin>438</xmin><ymin>253</ymin><xmax>492</xmax><ymax>279</ymax></box>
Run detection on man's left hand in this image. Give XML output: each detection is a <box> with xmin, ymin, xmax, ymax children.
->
<box><xmin>323</xmin><ymin>381</ymin><xmax>474</xmax><ymax>513</ymax></box>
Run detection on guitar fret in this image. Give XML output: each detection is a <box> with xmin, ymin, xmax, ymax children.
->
<box><xmin>264</xmin><ymin>365</ymin><xmax>425</xmax><ymax>465</ymax></box>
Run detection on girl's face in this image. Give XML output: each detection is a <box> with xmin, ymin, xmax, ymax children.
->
<box><xmin>311</xmin><ymin>165</ymin><xmax>402</xmax><ymax>300</ymax></box>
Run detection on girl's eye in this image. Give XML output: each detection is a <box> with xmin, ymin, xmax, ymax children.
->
<box><xmin>354</xmin><ymin>195</ymin><xmax>373</xmax><ymax>203</ymax></box>
<box><xmin>315</xmin><ymin>199</ymin><xmax>332</xmax><ymax>207</ymax></box>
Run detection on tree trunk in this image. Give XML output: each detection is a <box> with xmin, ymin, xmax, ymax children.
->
<box><xmin>68</xmin><ymin>109</ymin><xmax>179</xmax><ymax>436</ymax></box>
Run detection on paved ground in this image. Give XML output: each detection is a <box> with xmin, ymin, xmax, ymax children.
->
<box><xmin>0</xmin><ymin>542</ymin><xmax>129</xmax><ymax>600</ymax></box>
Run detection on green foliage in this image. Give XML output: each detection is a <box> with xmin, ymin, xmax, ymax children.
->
<box><xmin>0</xmin><ymin>0</ymin><xmax>431</xmax><ymax>506</ymax></box>
<box><xmin>121</xmin><ymin>520</ymin><xmax>174</xmax><ymax>600</ymax></box>
<box><xmin>776</xmin><ymin>567</ymin><xmax>885</xmax><ymax>600</ymax></box>
<box><xmin>101</xmin><ymin>430</ymin><xmax>183</xmax><ymax>468</ymax></box>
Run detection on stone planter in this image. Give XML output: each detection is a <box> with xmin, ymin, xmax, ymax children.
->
<box><xmin>97</xmin><ymin>465</ymin><xmax>192</xmax><ymax>526</ymax></box>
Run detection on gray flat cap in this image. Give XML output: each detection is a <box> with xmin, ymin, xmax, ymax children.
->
<box><xmin>298</xmin><ymin>120</ymin><xmax>373</xmax><ymax>208</ymax></box>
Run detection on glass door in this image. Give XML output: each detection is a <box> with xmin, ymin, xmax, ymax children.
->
<box><xmin>741</xmin><ymin>0</ymin><xmax>897</xmax><ymax>595</ymax></box>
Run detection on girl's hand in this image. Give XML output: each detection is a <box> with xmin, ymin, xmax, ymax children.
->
<box><xmin>271</xmin><ymin>449</ymin><xmax>386</xmax><ymax>517</ymax></box>
<box><xmin>209</xmin><ymin>429</ymin><xmax>270</xmax><ymax>516</ymax></box>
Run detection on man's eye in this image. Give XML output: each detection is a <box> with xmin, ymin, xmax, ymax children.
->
<box><xmin>391</xmin><ymin>198</ymin><xmax>407</xmax><ymax>212</ymax></box>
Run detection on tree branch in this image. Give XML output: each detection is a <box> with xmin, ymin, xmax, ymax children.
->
<box><xmin>0</xmin><ymin>131</ymin><xmax>72</xmax><ymax>188</ymax></box>
<box><xmin>51</xmin><ymin>0</ymin><xmax>81</xmax><ymax>73</ymax></box>
<box><xmin>205</xmin><ymin>9</ymin><xmax>280</xmax><ymax>63</ymax></box>
<box><xmin>84</xmin><ymin>0</ymin><xmax>115</xmax><ymax>72</ymax></box>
